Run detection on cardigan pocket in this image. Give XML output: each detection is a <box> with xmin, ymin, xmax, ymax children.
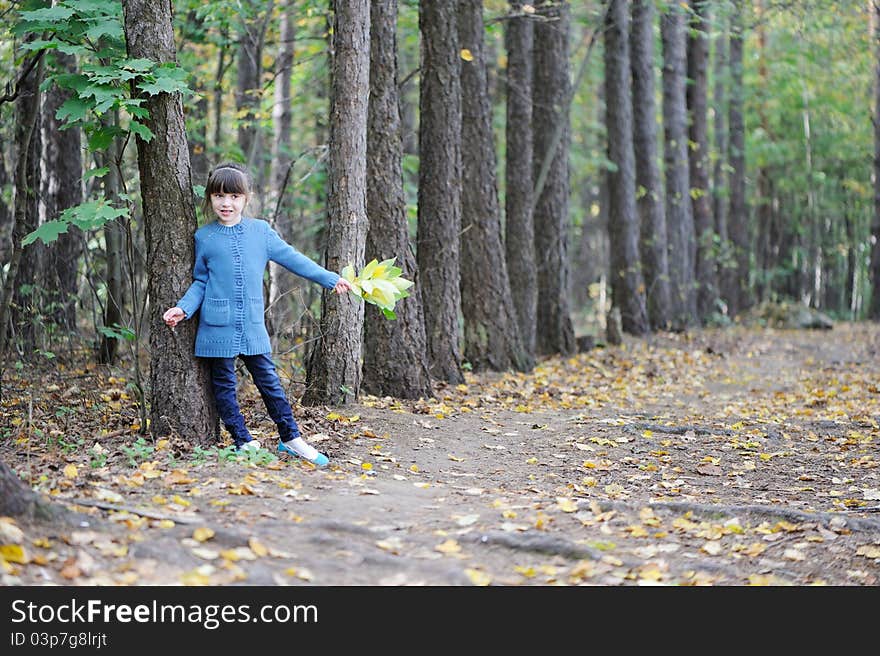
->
<box><xmin>249</xmin><ymin>297</ymin><xmax>264</xmax><ymax>324</ymax></box>
<box><xmin>203</xmin><ymin>298</ymin><xmax>230</xmax><ymax>326</ymax></box>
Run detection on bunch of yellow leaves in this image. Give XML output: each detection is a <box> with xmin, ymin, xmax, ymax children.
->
<box><xmin>341</xmin><ymin>258</ymin><xmax>413</xmax><ymax>320</ymax></box>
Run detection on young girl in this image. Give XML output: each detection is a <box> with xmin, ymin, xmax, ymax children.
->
<box><xmin>163</xmin><ymin>162</ymin><xmax>352</xmax><ymax>466</ymax></box>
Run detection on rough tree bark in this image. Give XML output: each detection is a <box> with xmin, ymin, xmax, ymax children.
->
<box><xmin>504</xmin><ymin>1</ymin><xmax>537</xmax><ymax>357</ymax></box>
<box><xmin>533</xmin><ymin>0</ymin><xmax>576</xmax><ymax>355</ymax></box>
<box><xmin>871</xmin><ymin>0</ymin><xmax>880</xmax><ymax>319</ymax></box>
<box><xmin>0</xmin><ymin>37</ymin><xmax>42</xmax><ymax>360</ymax></box>
<box><xmin>458</xmin><ymin>0</ymin><xmax>530</xmax><ymax>372</ymax></box>
<box><xmin>362</xmin><ymin>0</ymin><xmax>432</xmax><ymax>399</ymax></box>
<box><xmin>661</xmin><ymin>5</ymin><xmax>697</xmax><ymax>329</ymax></box>
<box><xmin>42</xmin><ymin>51</ymin><xmax>84</xmax><ymax>333</ymax></box>
<box><xmin>605</xmin><ymin>0</ymin><xmax>649</xmax><ymax>335</ymax></box>
<box><xmin>687</xmin><ymin>0</ymin><xmax>718</xmax><ymax>321</ymax></box>
<box><xmin>302</xmin><ymin>0</ymin><xmax>369</xmax><ymax>406</ymax></box>
<box><xmin>417</xmin><ymin>0</ymin><xmax>465</xmax><ymax>383</ymax></box>
<box><xmin>727</xmin><ymin>0</ymin><xmax>750</xmax><ymax>317</ymax></box>
<box><xmin>121</xmin><ymin>0</ymin><xmax>217</xmax><ymax>442</ymax></box>
<box><xmin>713</xmin><ymin>18</ymin><xmax>736</xmax><ymax>315</ymax></box>
<box><xmin>631</xmin><ymin>0</ymin><xmax>670</xmax><ymax>331</ymax></box>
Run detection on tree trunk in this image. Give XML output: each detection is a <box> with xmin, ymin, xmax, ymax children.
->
<box><xmin>267</xmin><ymin>1</ymin><xmax>296</xmax><ymax>346</ymax></box>
<box><xmin>417</xmin><ymin>0</ymin><xmax>464</xmax><ymax>383</ymax></box>
<box><xmin>41</xmin><ymin>51</ymin><xmax>84</xmax><ymax>334</ymax></box>
<box><xmin>727</xmin><ymin>0</ymin><xmax>749</xmax><ymax>317</ymax></box>
<box><xmin>10</xmin><ymin>84</ymin><xmax>43</xmax><ymax>355</ymax></box>
<box><xmin>0</xmin><ymin>459</ymin><xmax>64</xmax><ymax>521</ymax></box>
<box><xmin>98</xmin><ymin>117</ymin><xmax>125</xmax><ymax>365</ymax></box>
<box><xmin>0</xmin><ymin>38</ymin><xmax>42</xmax><ymax>360</ymax></box>
<box><xmin>504</xmin><ymin>1</ymin><xmax>537</xmax><ymax>356</ymax></box>
<box><xmin>457</xmin><ymin>0</ymin><xmax>530</xmax><ymax>372</ymax></box>
<box><xmin>362</xmin><ymin>0</ymin><xmax>432</xmax><ymax>399</ymax></box>
<box><xmin>605</xmin><ymin>0</ymin><xmax>649</xmax><ymax>335</ymax></box>
<box><xmin>872</xmin><ymin>0</ymin><xmax>880</xmax><ymax>318</ymax></box>
<box><xmin>533</xmin><ymin>0</ymin><xmax>576</xmax><ymax>355</ymax></box>
<box><xmin>687</xmin><ymin>0</ymin><xmax>717</xmax><ymax>321</ymax></box>
<box><xmin>631</xmin><ymin>0</ymin><xmax>670</xmax><ymax>331</ymax></box>
<box><xmin>236</xmin><ymin>7</ymin><xmax>265</xmax><ymax>185</ymax></box>
<box><xmin>212</xmin><ymin>37</ymin><xmax>230</xmax><ymax>155</ymax></box>
<box><xmin>0</xmin><ymin>145</ymin><xmax>11</xmax><ymax>267</ymax></box>
<box><xmin>302</xmin><ymin>0</ymin><xmax>369</xmax><ymax>406</ymax></box>
<box><xmin>713</xmin><ymin>18</ymin><xmax>735</xmax><ymax>316</ymax></box>
<box><xmin>661</xmin><ymin>5</ymin><xmax>697</xmax><ymax>329</ymax></box>
<box><xmin>122</xmin><ymin>0</ymin><xmax>217</xmax><ymax>442</ymax></box>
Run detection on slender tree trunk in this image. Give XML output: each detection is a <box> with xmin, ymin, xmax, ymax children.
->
<box><xmin>41</xmin><ymin>53</ymin><xmax>84</xmax><ymax>335</ymax></box>
<box><xmin>236</xmin><ymin>8</ymin><xmax>264</xmax><ymax>179</ymax></box>
<box><xmin>213</xmin><ymin>38</ymin><xmax>230</xmax><ymax>155</ymax></box>
<box><xmin>98</xmin><ymin>116</ymin><xmax>125</xmax><ymax>365</ymax></box>
<box><xmin>727</xmin><ymin>0</ymin><xmax>749</xmax><ymax>317</ymax></box>
<box><xmin>417</xmin><ymin>0</ymin><xmax>464</xmax><ymax>383</ymax></box>
<box><xmin>303</xmin><ymin>0</ymin><xmax>369</xmax><ymax>406</ymax></box>
<box><xmin>605</xmin><ymin>0</ymin><xmax>648</xmax><ymax>335</ymax></box>
<box><xmin>457</xmin><ymin>0</ymin><xmax>530</xmax><ymax>372</ymax></box>
<box><xmin>267</xmin><ymin>1</ymin><xmax>295</xmax><ymax>345</ymax></box>
<box><xmin>0</xmin><ymin>38</ymin><xmax>43</xmax><ymax>360</ymax></box>
<box><xmin>713</xmin><ymin>19</ymin><xmax>735</xmax><ymax>315</ymax></box>
<box><xmin>122</xmin><ymin>0</ymin><xmax>217</xmax><ymax>442</ymax></box>
<box><xmin>0</xmin><ymin>146</ymin><xmax>11</xmax><ymax>267</ymax></box>
<box><xmin>687</xmin><ymin>0</ymin><xmax>717</xmax><ymax>321</ymax></box>
<box><xmin>505</xmin><ymin>1</ymin><xmax>537</xmax><ymax>356</ymax></box>
<box><xmin>533</xmin><ymin>0</ymin><xmax>576</xmax><ymax>354</ymax></box>
<box><xmin>363</xmin><ymin>0</ymin><xmax>432</xmax><ymax>399</ymax></box>
<box><xmin>662</xmin><ymin>5</ymin><xmax>697</xmax><ymax>329</ymax></box>
<box><xmin>11</xmin><ymin>85</ymin><xmax>43</xmax><ymax>355</ymax></box>
<box><xmin>631</xmin><ymin>0</ymin><xmax>670</xmax><ymax>330</ymax></box>
<box><xmin>871</xmin><ymin>0</ymin><xmax>880</xmax><ymax>318</ymax></box>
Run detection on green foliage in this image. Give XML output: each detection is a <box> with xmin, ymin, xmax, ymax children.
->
<box><xmin>23</xmin><ymin>200</ymin><xmax>129</xmax><ymax>246</ymax></box>
<box><xmin>121</xmin><ymin>437</ymin><xmax>154</xmax><ymax>467</ymax></box>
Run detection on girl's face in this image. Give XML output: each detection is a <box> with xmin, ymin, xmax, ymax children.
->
<box><xmin>210</xmin><ymin>191</ymin><xmax>247</xmax><ymax>225</ymax></box>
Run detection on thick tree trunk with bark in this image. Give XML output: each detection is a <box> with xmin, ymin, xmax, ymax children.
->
<box><xmin>0</xmin><ymin>39</ymin><xmax>42</xmax><ymax>360</ymax></box>
<box><xmin>417</xmin><ymin>0</ymin><xmax>464</xmax><ymax>383</ymax></box>
<box><xmin>687</xmin><ymin>0</ymin><xmax>718</xmax><ymax>321</ymax></box>
<box><xmin>505</xmin><ymin>1</ymin><xmax>537</xmax><ymax>356</ymax></box>
<box><xmin>661</xmin><ymin>6</ymin><xmax>697</xmax><ymax>329</ymax></box>
<box><xmin>41</xmin><ymin>51</ymin><xmax>84</xmax><ymax>333</ymax></box>
<box><xmin>605</xmin><ymin>0</ymin><xmax>649</xmax><ymax>335</ymax></box>
<box><xmin>122</xmin><ymin>0</ymin><xmax>217</xmax><ymax>442</ymax></box>
<box><xmin>236</xmin><ymin>7</ymin><xmax>265</xmax><ymax>182</ymax></box>
<box><xmin>362</xmin><ymin>0</ymin><xmax>432</xmax><ymax>399</ymax></box>
<box><xmin>631</xmin><ymin>0</ymin><xmax>670</xmax><ymax>331</ymax></box>
<box><xmin>533</xmin><ymin>0</ymin><xmax>576</xmax><ymax>355</ymax></box>
<box><xmin>727</xmin><ymin>0</ymin><xmax>749</xmax><ymax>317</ymax></box>
<box><xmin>303</xmin><ymin>0</ymin><xmax>369</xmax><ymax>406</ymax></box>
<box><xmin>0</xmin><ymin>459</ymin><xmax>64</xmax><ymax>520</ymax></box>
<box><xmin>458</xmin><ymin>0</ymin><xmax>530</xmax><ymax>372</ymax></box>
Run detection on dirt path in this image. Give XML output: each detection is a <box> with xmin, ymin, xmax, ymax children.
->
<box><xmin>4</xmin><ymin>324</ymin><xmax>880</xmax><ymax>585</ymax></box>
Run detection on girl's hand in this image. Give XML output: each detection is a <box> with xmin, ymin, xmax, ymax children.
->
<box><xmin>333</xmin><ymin>278</ymin><xmax>354</xmax><ymax>295</ymax></box>
<box><xmin>163</xmin><ymin>307</ymin><xmax>186</xmax><ymax>327</ymax></box>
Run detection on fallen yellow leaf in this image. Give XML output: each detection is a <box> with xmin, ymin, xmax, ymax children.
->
<box><xmin>435</xmin><ymin>539</ymin><xmax>461</xmax><ymax>555</ymax></box>
<box><xmin>192</xmin><ymin>527</ymin><xmax>215</xmax><ymax>543</ymax></box>
<box><xmin>63</xmin><ymin>464</ymin><xmax>78</xmax><ymax>479</ymax></box>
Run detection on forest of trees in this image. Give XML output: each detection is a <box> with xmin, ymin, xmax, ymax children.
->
<box><xmin>0</xmin><ymin>0</ymin><xmax>878</xmax><ymax>443</ymax></box>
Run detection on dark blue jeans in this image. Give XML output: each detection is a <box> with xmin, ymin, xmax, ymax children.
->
<box><xmin>207</xmin><ymin>354</ymin><xmax>301</xmax><ymax>447</ymax></box>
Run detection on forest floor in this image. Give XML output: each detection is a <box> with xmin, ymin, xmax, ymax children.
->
<box><xmin>2</xmin><ymin>321</ymin><xmax>880</xmax><ymax>586</ymax></box>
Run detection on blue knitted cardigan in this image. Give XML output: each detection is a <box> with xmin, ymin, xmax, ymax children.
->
<box><xmin>176</xmin><ymin>217</ymin><xmax>340</xmax><ymax>357</ymax></box>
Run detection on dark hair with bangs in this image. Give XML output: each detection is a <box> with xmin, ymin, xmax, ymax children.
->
<box><xmin>202</xmin><ymin>162</ymin><xmax>252</xmax><ymax>217</ymax></box>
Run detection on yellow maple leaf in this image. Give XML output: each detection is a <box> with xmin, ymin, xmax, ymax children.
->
<box><xmin>514</xmin><ymin>565</ymin><xmax>537</xmax><ymax>578</ymax></box>
<box><xmin>249</xmin><ymin>538</ymin><xmax>268</xmax><ymax>557</ymax></box>
<box><xmin>63</xmin><ymin>464</ymin><xmax>78</xmax><ymax>479</ymax></box>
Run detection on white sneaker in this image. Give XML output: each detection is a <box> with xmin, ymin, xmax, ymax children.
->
<box><xmin>237</xmin><ymin>440</ymin><xmax>261</xmax><ymax>452</ymax></box>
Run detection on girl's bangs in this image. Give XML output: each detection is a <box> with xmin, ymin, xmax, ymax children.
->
<box><xmin>209</xmin><ymin>168</ymin><xmax>249</xmax><ymax>195</ymax></box>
